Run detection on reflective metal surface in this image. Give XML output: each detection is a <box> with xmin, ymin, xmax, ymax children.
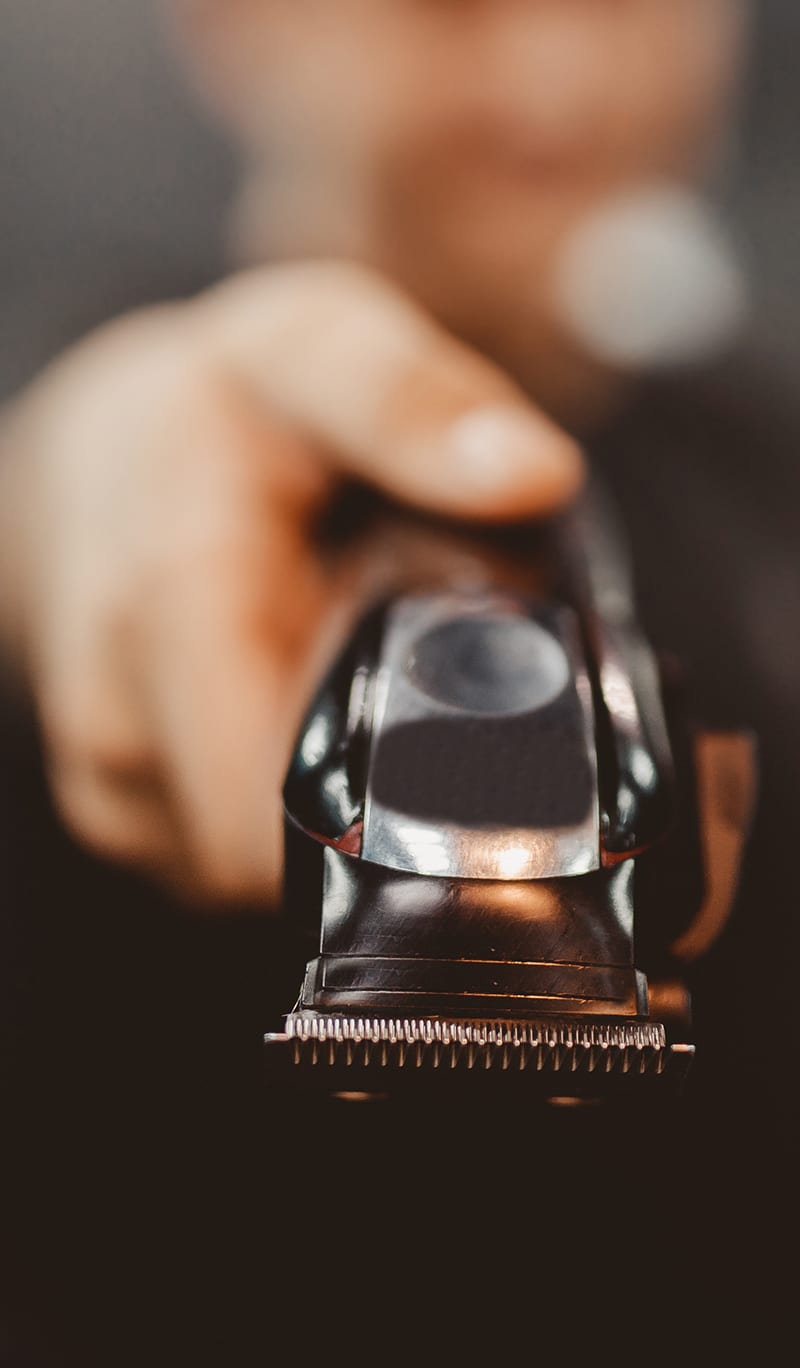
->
<box><xmin>266</xmin><ymin>489</ymin><xmax>726</xmax><ymax>1100</ymax></box>
<box><xmin>563</xmin><ymin>484</ymin><xmax>676</xmax><ymax>855</ymax></box>
<box><xmin>361</xmin><ymin>593</ymin><xmax>600</xmax><ymax>879</ymax></box>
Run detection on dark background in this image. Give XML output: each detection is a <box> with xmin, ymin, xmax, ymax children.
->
<box><xmin>0</xmin><ymin>0</ymin><xmax>798</xmax><ymax>399</ymax></box>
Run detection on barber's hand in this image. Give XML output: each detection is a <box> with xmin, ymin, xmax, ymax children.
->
<box><xmin>0</xmin><ymin>263</ymin><xmax>583</xmax><ymax>905</ymax></box>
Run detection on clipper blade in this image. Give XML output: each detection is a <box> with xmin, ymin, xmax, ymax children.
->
<box><xmin>263</xmin><ymin>1014</ymin><xmax>695</xmax><ymax>1098</ymax></box>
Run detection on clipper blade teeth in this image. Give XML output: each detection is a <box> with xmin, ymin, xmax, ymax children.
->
<box><xmin>263</xmin><ymin>1014</ymin><xmax>694</xmax><ymax>1090</ymax></box>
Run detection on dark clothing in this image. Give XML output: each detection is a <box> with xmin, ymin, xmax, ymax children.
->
<box><xmin>1</xmin><ymin>344</ymin><xmax>798</xmax><ymax>1364</ymax></box>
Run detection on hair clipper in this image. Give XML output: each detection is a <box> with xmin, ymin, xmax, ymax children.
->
<box><xmin>263</xmin><ymin>482</ymin><xmax>754</xmax><ymax>1100</ymax></box>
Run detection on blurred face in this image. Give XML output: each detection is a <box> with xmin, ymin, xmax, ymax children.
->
<box><xmin>175</xmin><ymin>0</ymin><xmax>747</xmax><ymax>416</ymax></box>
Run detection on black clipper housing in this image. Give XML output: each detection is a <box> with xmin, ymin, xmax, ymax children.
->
<box><xmin>264</xmin><ymin>497</ymin><xmax>716</xmax><ymax>1099</ymax></box>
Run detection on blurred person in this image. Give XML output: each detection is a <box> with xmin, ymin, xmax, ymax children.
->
<box><xmin>0</xmin><ymin>0</ymin><xmax>753</xmax><ymax>905</ymax></box>
<box><xmin>0</xmin><ymin>3</ymin><xmax>797</xmax><ymax>1365</ymax></box>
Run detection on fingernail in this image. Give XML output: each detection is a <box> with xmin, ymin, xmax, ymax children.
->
<box><xmin>446</xmin><ymin>404</ymin><xmax>577</xmax><ymax>490</ymax></box>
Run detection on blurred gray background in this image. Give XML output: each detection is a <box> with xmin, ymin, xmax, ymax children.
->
<box><xmin>0</xmin><ymin>0</ymin><xmax>797</xmax><ymax>400</ymax></box>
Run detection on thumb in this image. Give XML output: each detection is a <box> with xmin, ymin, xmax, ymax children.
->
<box><xmin>196</xmin><ymin>261</ymin><xmax>585</xmax><ymax>521</ymax></box>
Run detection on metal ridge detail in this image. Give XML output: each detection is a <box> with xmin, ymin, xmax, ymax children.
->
<box><xmin>285</xmin><ymin>1014</ymin><xmax>666</xmax><ymax>1050</ymax></box>
<box><xmin>261</xmin><ymin>1014</ymin><xmax>694</xmax><ymax>1078</ymax></box>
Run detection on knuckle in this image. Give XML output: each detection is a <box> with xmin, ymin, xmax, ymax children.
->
<box><xmin>40</xmin><ymin>688</ymin><xmax>151</xmax><ymax>782</ymax></box>
<box><xmin>40</xmin><ymin>694</ymin><xmax>97</xmax><ymax>769</ymax></box>
<box><xmin>48</xmin><ymin>765</ymin><xmax>148</xmax><ymax>866</ymax></box>
<box><xmin>208</xmin><ymin>258</ymin><xmax>388</xmax><ymax>312</ymax></box>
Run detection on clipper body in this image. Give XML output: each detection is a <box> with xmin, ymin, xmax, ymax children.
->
<box><xmin>264</xmin><ymin>495</ymin><xmax>723</xmax><ymax>1098</ymax></box>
